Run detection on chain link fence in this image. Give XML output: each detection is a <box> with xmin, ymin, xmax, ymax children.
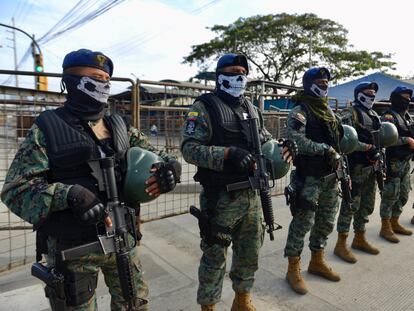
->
<box><xmin>0</xmin><ymin>72</ymin><xmax>291</xmax><ymax>272</ymax></box>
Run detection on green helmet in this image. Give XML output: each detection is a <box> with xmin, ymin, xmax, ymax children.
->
<box><xmin>380</xmin><ymin>122</ymin><xmax>399</xmax><ymax>148</ymax></box>
<box><xmin>340</xmin><ymin>124</ymin><xmax>359</xmax><ymax>154</ymax></box>
<box><xmin>262</xmin><ymin>140</ymin><xmax>290</xmax><ymax>180</ymax></box>
<box><xmin>123</xmin><ymin>147</ymin><xmax>163</xmax><ymax>205</ymax></box>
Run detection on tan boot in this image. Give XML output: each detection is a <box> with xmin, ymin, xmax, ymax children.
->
<box><xmin>231</xmin><ymin>292</ymin><xmax>256</xmax><ymax>311</ymax></box>
<box><xmin>351</xmin><ymin>231</ymin><xmax>380</xmax><ymax>254</ymax></box>
<box><xmin>391</xmin><ymin>217</ymin><xmax>413</xmax><ymax>235</ymax></box>
<box><xmin>334</xmin><ymin>232</ymin><xmax>357</xmax><ymax>263</ymax></box>
<box><xmin>286</xmin><ymin>256</ymin><xmax>308</xmax><ymax>295</ymax></box>
<box><xmin>379</xmin><ymin>218</ymin><xmax>400</xmax><ymax>243</ymax></box>
<box><xmin>201</xmin><ymin>305</ymin><xmax>215</xmax><ymax>311</ymax></box>
<box><xmin>411</xmin><ymin>216</ymin><xmax>414</xmax><ymax>225</ymax></box>
<box><xmin>308</xmin><ymin>250</ymin><xmax>340</xmax><ymax>282</ymax></box>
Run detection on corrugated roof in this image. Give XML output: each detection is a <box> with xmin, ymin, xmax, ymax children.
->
<box><xmin>329</xmin><ymin>72</ymin><xmax>414</xmax><ymax>103</ymax></box>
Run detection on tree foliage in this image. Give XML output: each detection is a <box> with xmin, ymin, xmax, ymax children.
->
<box><xmin>183</xmin><ymin>13</ymin><xmax>396</xmax><ymax>84</ymax></box>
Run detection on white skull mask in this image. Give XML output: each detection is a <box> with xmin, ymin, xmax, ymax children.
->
<box><xmin>77</xmin><ymin>76</ymin><xmax>110</xmax><ymax>103</ymax></box>
<box><xmin>217</xmin><ymin>74</ymin><xmax>247</xmax><ymax>98</ymax></box>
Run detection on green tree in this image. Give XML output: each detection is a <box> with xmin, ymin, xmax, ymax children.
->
<box><xmin>183</xmin><ymin>13</ymin><xmax>395</xmax><ymax>84</ymax></box>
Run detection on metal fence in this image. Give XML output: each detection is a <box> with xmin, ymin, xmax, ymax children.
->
<box><xmin>0</xmin><ymin>71</ymin><xmax>291</xmax><ymax>272</ymax></box>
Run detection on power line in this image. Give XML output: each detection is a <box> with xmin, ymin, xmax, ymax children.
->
<box><xmin>107</xmin><ymin>0</ymin><xmax>222</xmax><ymax>59</ymax></box>
<box><xmin>2</xmin><ymin>0</ymin><xmax>125</xmax><ymax>86</ymax></box>
<box><xmin>39</xmin><ymin>0</ymin><xmax>126</xmax><ymax>45</ymax></box>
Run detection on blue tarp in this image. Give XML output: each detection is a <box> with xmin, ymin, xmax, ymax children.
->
<box><xmin>329</xmin><ymin>72</ymin><xmax>414</xmax><ymax>104</ymax></box>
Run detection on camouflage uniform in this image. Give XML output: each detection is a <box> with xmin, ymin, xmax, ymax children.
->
<box><xmin>181</xmin><ymin>100</ymin><xmax>270</xmax><ymax>306</ymax></box>
<box><xmin>336</xmin><ymin>106</ymin><xmax>378</xmax><ymax>233</ymax></box>
<box><xmin>380</xmin><ymin>112</ymin><xmax>413</xmax><ymax>219</ymax></box>
<box><xmin>1</xmin><ymin>122</ymin><xmax>173</xmax><ymax>311</ymax></box>
<box><xmin>284</xmin><ymin>104</ymin><xmax>342</xmax><ymax>257</ymax></box>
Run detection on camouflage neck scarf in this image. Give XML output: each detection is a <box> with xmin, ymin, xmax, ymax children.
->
<box><xmin>294</xmin><ymin>91</ymin><xmax>335</xmax><ymax>123</ymax></box>
<box><xmin>294</xmin><ymin>91</ymin><xmax>340</xmax><ymax>147</ymax></box>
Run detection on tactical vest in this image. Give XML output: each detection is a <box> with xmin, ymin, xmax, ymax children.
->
<box><xmin>348</xmin><ymin>104</ymin><xmax>380</xmax><ymax>167</ymax></box>
<box><xmin>294</xmin><ymin>102</ymin><xmax>341</xmax><ymax>178</ymax></box>
<box><xmin>385</xmin><ymin>109</ymin><xmax>414</xmax><ymax>160</ymax></box>
<box><xmin>34</xmin><ymin>107</ymin><xmax>130</xmax><ymax>240</ymax></box>
<box><xmin>193</xmin><ymin>93</ymin><xmax>263</xmax><ymax>189</ymax></box>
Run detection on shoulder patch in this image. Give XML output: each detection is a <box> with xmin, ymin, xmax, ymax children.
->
<box><xmin>184</xmin><ymin>120</ymin><xmax>196</xmax><ymax>135</ymax></box>
<box><xmin>292</xmin><ymin>112</ymin><xmax>306</xmax><ymax>124</ymax></box>
<box><xmin>188</xmin><ymin>111</ymin><xmax>199</xmax><ymax>117</ymax></box>
<box><xmin>382</xmin><ymin>114</ymin><xmax>394</xmax><ymax>122</ymax></box>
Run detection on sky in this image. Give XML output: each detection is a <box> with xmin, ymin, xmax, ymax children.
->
<box><xmin>0</xmin><ymin>0</ymin><xmax>413</xmax><ymax>93</ymax></box>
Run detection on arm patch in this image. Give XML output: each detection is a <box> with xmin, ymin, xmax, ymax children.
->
<box><xmin>291</xmin><ymin>112</ymin><xmax>306</xmax><ymax>130</ymax></box>
<box><xmin>382</xmin><ymin>114</ymin><xmax>394</xmax><ymax>122</ymax></box>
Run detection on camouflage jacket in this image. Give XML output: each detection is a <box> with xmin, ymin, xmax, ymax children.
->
<box><xmin>1</xmin><ymin>123</ymin><xmax>174</xmax><ymax>226</ymax></box>
<box><xmin>181</xmin><ymin>99</ymin><xmax>272</xmax><ymax>171</ymax></box>
<box><xmin>339</xmin><ymin>104</ymin><xmax>377</xmax><ymax>151</ymax></box>
<box><xmin>381</xmin><ymin>110</ymin><xmax>411</xmax><ymax>146</ymax></box>
<box><xmin>287</xmin><ymin>105</ymin><xmax>367</xmax><ymax>156</ymax></box>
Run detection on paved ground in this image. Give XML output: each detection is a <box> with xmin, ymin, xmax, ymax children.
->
<box><xmin>0</xmin><ymin>192</ymin><xmax>413</xmax><ymax>311</ymax></box>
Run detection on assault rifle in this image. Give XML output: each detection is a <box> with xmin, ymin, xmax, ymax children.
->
<box><xmin>321</xmin><ymin>155</ymin><xmax>353</xmax><ymax>206</ymax></box>
<box><xmin>226</xmin><ymin>116</ymin><xmax>281</xmax><ymax>240</ymax></box>
<box><xmin>372</xmin><ymin>130</ymin><xmax>386</xmax><ymax>194</ymax></box>
<box><xmin>61</xmin><ymin>157</ymin><xmax>138</xmax><ymax>311</ymax></box>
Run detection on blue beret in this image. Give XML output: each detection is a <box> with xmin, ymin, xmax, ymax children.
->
<box><xmin>354</xmin><ymin>81</ymin><xmax>378</xmax><ymax>99</ymax></box>
<box><xmin>391</xmin><ymin>86</ymin><xmax>413</xmax><ymax>97</ymax></box>
<box><xmin>303</xmin><ymin>67</ymin><xmax>331</xmax><ymax>84</ymax></box>
<box><xmin>62</xmin><ymin>49</ymin><xmax>113</xmax><ymax>76</ymax></box>
<box><xmin>216</xmin><ymin>53</ymin><xmax>249</xmax><ymax>75</ymax></box>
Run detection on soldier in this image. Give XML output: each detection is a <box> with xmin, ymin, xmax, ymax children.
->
<box><xmin>379</xmin><ymin>86</ymin><xmax>414</xmax><ymax>242</ymax></box>
<box><xmin>181</xmin><ymin>53</ymin><xmax>295</xmax><ymax>311</ymax></box>
<box><xmin>1</xmin><ymin>49</ymin><xmax>181</xmax><ymax>311</ymax></box>
<box><xmin>334</xmin><ymin>82</ymin><xmax>382</xmax><ymax>263</ymax></box>
<box><xmin>284</xmin><ymin>67</ymin><xmax>352</xmax><ymax>295</ymax></box>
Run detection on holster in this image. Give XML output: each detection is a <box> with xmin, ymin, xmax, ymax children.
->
<box><xmin>190</xmin><ymin>206</ymin><xmax>232</xmax><ymax>247</ymax></box>
<box><xmin>284</xmin><ymin>184</ymin><xmax>297</xmax><ymax>216</ymax></box>
<box><xmin>285</xmin><ymin>172</ymin><xmax>307</xmax><ymax>216</ymax></box>
<box><xmin>53</xmin><ymin>241</ymin><xmax>98</xmax><ymax>307</ymax></box>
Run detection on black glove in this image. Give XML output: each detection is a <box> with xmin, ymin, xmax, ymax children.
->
<box><xmin>366</xmin><ymin>146</ymin><xmax>381</xmax><ymax>163</ymax></box>
<box><xmin>227</xmin><ymin>146</ymin><xmax>255</xmax><ymax>173</ymax></box>
<box><xmin>278</xmin><ymin>139</ymin><xmax>298</xmax><ymax>162</ymax></box>
<box><xmin>324</xmin><ymin>146</ymin><xmax>340</xmax><ymax>169</ymax></box>
<box><xmin>152</xmin><ymin>160</ymin><xmax>182</xmax><ymax>193</ymax></box>
<box><xmin>67</xmin><ymin>185</ymin><xmax>104</xmax><ymax>224</ymax></box>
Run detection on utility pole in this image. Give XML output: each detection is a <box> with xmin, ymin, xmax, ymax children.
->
<box><xmin>11</xmin><ymin>18</ymin><xmax>19</xmax><ymax>87</ymax></box>
<box><xmin>308</xmin><ymin>32</ymin><xmax>313</xmax><ymax>67</ymax></box>
<box><xmin>4</xmin><ymin>18</ymin><xmax>19</xmax><ymax>87</ymax></box>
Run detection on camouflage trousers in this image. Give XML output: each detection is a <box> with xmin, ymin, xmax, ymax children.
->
<box><xmin>197</xmin><ymin>188</ymin><xmax>264</xmax><ymax>306</ymax></box>
<box><xmin>284</xmin><ymin>174</ymin><xmax>339</xmax><ymax>257</ymax></box>
<box><xmin>337</xmin><ymin>164</ymin><xmax>377</xmax><ymax>233</ymax></box>
<box><xmin>46</xmin><ymin>237</ymin><xmax>149</xmax><ymax>311</ymax></box>
<box><xmin>380</xmin><ymin>159</ymin><xmax>411</xmax><ymax>218</ymax></box>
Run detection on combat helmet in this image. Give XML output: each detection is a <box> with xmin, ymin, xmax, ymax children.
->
<box><xmin>262</xmin><ymin>140</ymin><xmax>291</xmax><ymax>179</ymax></box>
<box><xmin>123</xmin><ymin>147</ymin><xmax>163</xmax><ymax>205</ymax></box>
<box><xmin>379</xmin><ymin>122</ymin><xmax>398</xmax><ymax>148</ymax></box>
<box><xmin>340</xmin><ymin>124</ymin><xmax>358</xmax><ymax>154</ymax></box>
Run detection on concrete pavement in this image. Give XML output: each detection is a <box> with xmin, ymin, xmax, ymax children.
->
<box><xmin>0</xmin><ymin>193</ymin><xmax>413</xmax><ymax>311</ymax></box>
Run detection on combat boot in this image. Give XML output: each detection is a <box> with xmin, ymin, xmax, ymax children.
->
<box><xmin>379</xmin><ymin>218</ymin><xmax>400</xmax><ymax>243</ymax></box>
<box><xmin>411</xmin><ymin>216</ymin><xmax>414</xmax><ymax>225</ymax></box>
<box><xmin>201</xmin><ymin>305</ymin><xmax>215</xmax><ymax>311</ymax></box>
<box><xmin>286</xmin><ymin>256</ymin><xmax>308</xmax><ymax>294</ymax></box>
<box><xmin>231</xmin><ymin>292</ymin><xmax>257</xmax><ymax>311</ymax></box>
<box><xmin>351</xmin><ymin>231</ymin><xmax>379</xmax><ymax>254</ymax></box>
<box><xmin>308</xmin><ymin>250</ymin><xmax>340</xmax><ymax>282</ymax></box>
<box><xmin>390</xmin><ymin>217</ymin><xmax>413</xmax><ymax>235</ymax></box>
<box><xmin>334</xmin><ymin>232</ymin><xmax>357</xmax><ymax>263</ymax></box>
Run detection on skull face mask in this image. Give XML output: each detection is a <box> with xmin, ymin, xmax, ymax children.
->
<box><xmin>62</xmin><ymin>73</ymin><xmax>111</xmax><ymax>121</ymax></box>
<box><xmin>217</xmin><ymin>73</ymin><xmax>247</xmax><ymax>98</ymax></box>
<box><xmin>77</xmin><ymin>76</ymin><xmax>110</xmax><ymax>103</ymax></box>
